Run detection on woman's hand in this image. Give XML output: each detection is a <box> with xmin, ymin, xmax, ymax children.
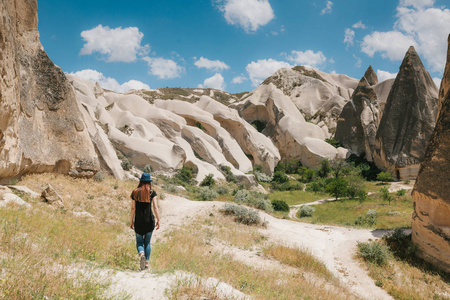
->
<box><xmin>155</xmin><ymin>219</ymin><xmax>160</xmax><ymax>230</ymax></box>
<box><xmin>130</xmin><ymin>221</ymin><xmax>134</xmax><ymax>230</ymax></box>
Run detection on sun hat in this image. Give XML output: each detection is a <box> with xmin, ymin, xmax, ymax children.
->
<box><xmin>139</xmin><ymin>173</ymin><xmax>152</xmax><ymax>182</ymax></box>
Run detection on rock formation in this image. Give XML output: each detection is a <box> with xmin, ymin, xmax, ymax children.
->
<box><xmin>411</xmin><ymin>35</ymin><xmax>450</xmax><ymax>273</ymax></box>
<box><xmin>0</xmin><ymin>0</ymin><xmax>99</xmax><ymax>182</ymax></box>
<box><xmin>335</xmin><ymin>66</ymin><xmax>381</xmax><ymax>161</ymax></box>
<box><xmin>373</xmin><ymin>46</ymin><xmax>438</xmax><ymax>179</ymax></box>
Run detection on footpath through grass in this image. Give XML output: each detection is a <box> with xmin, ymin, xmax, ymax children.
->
<box><xmin>299</xmin><ymin>194</ymin><xmax>413</xmax><ymax>229</ymax></box>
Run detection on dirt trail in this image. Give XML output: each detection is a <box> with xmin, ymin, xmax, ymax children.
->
<box><xmin>108</xmin><ymin>194</ymin><xmax>394</xmax><ymax>299</ymax></box>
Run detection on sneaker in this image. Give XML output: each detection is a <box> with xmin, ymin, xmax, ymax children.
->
<box><xmin>140</xmin><ymin>254</ymin><xmax>146</xmax><ymax>271</ymax></box>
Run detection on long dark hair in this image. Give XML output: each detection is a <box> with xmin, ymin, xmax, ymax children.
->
<box><xmin>131</xmin><ymin>181</ymin><xmax>152</xmax><ymax>203</ymax></box>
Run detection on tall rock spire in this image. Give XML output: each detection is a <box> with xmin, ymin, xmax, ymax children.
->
<box><xmin>411</xmin><ymin>35</ymin><xmax>450</xmax><ymax>273</ymax></box>
<box><xmin>373</xmin><ymin>46</ymin><xmax>438</xmax><ymax>179</ymax></box>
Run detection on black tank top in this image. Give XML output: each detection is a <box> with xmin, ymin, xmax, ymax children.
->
<box><xmin>133</xmin><ymin>190</ymin><xmax>157</xmax><ymax>235</ymax></box>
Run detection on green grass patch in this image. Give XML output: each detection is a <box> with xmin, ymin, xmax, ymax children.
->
<box><xmin>300</xmin><ymin>195</ymin><xmax>413</xmax><ymax>229</ymax></box>
<box><xmin>269</xmin><ymin>189</ymin><xmax>331</xmax><ymax>206</ymax></box>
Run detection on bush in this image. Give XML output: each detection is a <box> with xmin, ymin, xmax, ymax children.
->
<box><xmin>200</xmin><ymin>174</ymin><xmax>215</xmax><ymax>187</ymax></box>
<box><xmin>380</xmin><ymin>187</ymin><xmax>393</xmax><ymax>205</ymax></box>
<box><xmin>377</xmin><ymin>171</ymin><xmax>392</xmax><ymax>183</ymax></box>
<box><xmin>163</xmin><ymin>184</ymin><xmax>178</xmax><ymax>193</ymax></box>
<box><xmin>396</xmin><ymin>189</ymin><xmax>406</xmax><ymax>196</ymax></box>
<box><xmin>93</xmin><ymin>172</ymin><xmax>105</xmax><ymax>182</ymax></box>
<box><xmin>220</xmin><ymin>166</ymin><xmax>237</xmax><ymax>183</ymax></box>
<box><xmin>216</xmin><ymin>186</ymin><xmax>229</xmax><ymax>195</ymax></box>
<box><xmin>176</xmin><ymin>166</ymin><xmax>195</xmax><ymax>185</ymax></box>
<box><xmin>271</xmin><ymin>200</ymin><xmax>290</xmax><ymax>212</ymax></box>
<box><xmin>354</xmin><ymin>209</ymin><xmax>378</xmax><ymax>227</ymax></box>
<box><xmin>121</xmin><ymin>158</ymin><xmax>132</xmax><ymax>171</ymax></box>
<box><xmin>346</xmin><ymin>154</ymin><xmax>381</xmax><ymax>181</ymax></box>
<box><xmin>275</xmin><ymin>160</ymin><xmax>302</xmax><ymax>174</ymax></box>
<box><xmin>220</xmin><ymin>204</ymin><xmax>262</xmax><ymax>226</ymax></box>
<box><xmin>254</xmin><ymin>171</ymin><xmax>272</xmax><ymax>183</ymax></box>
<box><xmin>271</xmin><ymin>181</ymin><xmax>303</xmax><ymax>191</ymax></box>
<box><xmin>325</xmin><ymin>137</ymin><xmax>343</xmax><ymax>148</ymax></box>
<box><xmin>384</xmin><ymin>228</ymin><xmax>416</xmax><ymax>261</ymax></box>
<box><xmin>404</xmin><ymin>180</ymin><xmax>410</xmax><ymax>184</ymax></box>
<box><xmin>325</xmin><ymin>177</ymin><xmax>349</xmax><ymax>200</ymax></box>
<box><xmin>197</xmin><ymin>187</ymin><xmax>218</xmax><ymax>201</ymax></box>
<box><xmin>143</xmin><ymin>164</ymin><xmax>152</xmax><ymax>173</ymax></box>
<box><xmin>253</xmin><ymin>165</ymin><xmax>263</xmax><ymax>173</ymax></box>
<box><xmin>299</xmin><ymin>205</ymin><xmax>315</xmax><ymax>217</ymax></box>
<box><xmin>272</xmin><ymin>171</ymin><xmax>289</xmax><ymax>184</ymax></box>
<box><xmin>297</xmin><ymin>167</ymin><xmax>316</xmax><ymax>182</ymax></box>
<box><xmin>233</xmin><ymin>189</ymin><xmax>273</xmax><ymax>212</ymax></box>
<box><xmin>358</xmin><ymin>241</ymin><xmax>390</xmax><ymax>265</ymax></box>
<box><xmin>318</xmin><ymin>159</ymin><xmax>331</xmax><ymax>178</ymax></box>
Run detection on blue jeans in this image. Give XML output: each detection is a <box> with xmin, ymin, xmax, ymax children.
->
<box><xmin>135</xmin><ymin>231</ymin><xmax>153</xmax><ymax>262</ymax></box>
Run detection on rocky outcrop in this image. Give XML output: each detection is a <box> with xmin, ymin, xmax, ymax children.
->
<box><xmin>236</xmin><ymin>83</ymin><xmax>339</xmax><ymax>169</ymax></box>
<box><xmin>335</xmin><ymin>66</ymin><xmax>381</xmax><ymax>160</ymax></box>
<box><xmin>0</xmin><ymin>0</ymin><xmax>99</xmax><ymax>182</ymax></box>
<box><xmin>411</xmin><ymin>35</ymin><xmax>450</xmax><ymax>273</ymax></box>
<box><xmin>373</xmin><ymin>47</ymin><xmax>438</xmax><ymax>180</ymax></box>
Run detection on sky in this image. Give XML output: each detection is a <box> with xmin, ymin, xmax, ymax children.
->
<box><xmin>37</xmin><ymin>0</ymin><xmax>450</xmax><ymax>94</ymax></box>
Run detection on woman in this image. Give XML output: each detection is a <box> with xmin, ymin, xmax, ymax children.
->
<box><xmin>130</xmin><ymin>172</ymin><xmax>160</xmax><ymax>270</ymax></box>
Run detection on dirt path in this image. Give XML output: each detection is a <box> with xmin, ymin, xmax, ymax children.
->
<box><xmin>107</xmin><ymin>194</ymin><xmax>394</xmax><ymax>299</ymax></box>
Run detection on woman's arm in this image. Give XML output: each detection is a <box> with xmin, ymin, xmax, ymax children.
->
<box><xmin>152</xmin><ymin>196</ymin><xmax>160</xmax><ymax>230</ymax></box>
<box><xmin>130</xmin><ymin>200</ymin><xmax>136</xmax><ymax>229</ymax></box>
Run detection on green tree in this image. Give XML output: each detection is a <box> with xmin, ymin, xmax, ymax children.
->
<box><xmin>318</xmin><ymin>159</ymin><xmax>331</xmax><ymax>178</ymax></box>
<box><xmin>330</xmin><ymin>159</ymin><xmax>351</xmax><ymax>178</ymax></box>
<box><xmin>380</xmin><ymin>187</ymin><xmax>393</xmax><ymax>205</ymax></box>
<box><xmin>346</xmin><ymin>175</ymin><xmax>367</xmax><ymax>199</ymax></box>
<box><xmin>326</xmin><ymin>177</ymin><xmax>349</xmax><ymax>200</ymax></box>
<box><xmin>377</xmin><ymin>171</ymin><xmax>392</xmax><ymax>184</ymax></box>
<box><xmin>272</xmin><ymin>171</ymin><xmax>289</xmax><ymax>184</ymax></box>
<box><xmin>200</xmin><ymin>174</ymin><xmax>215</xmax><ymax>187</ymax></box>
<box><xmin>176</xmin><ymin>165</ymin><xmax>195</xmax><ymax>185</ymax></box>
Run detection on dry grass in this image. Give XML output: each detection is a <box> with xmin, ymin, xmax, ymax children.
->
<box><xmin>153</xmin><ymin>213</ymin><xmax>356</xmax><ymax>299</ymax></box>
<box><xmin>362</xmin><ymin>254</ymin><xmax>450</xmax><ymax>299</ymax></box>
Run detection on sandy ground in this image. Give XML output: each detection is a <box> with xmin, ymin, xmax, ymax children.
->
<box><xmin>105</xmin><ymin>191</ymin><xmax>399</xmax><ymax>300</ymax></box>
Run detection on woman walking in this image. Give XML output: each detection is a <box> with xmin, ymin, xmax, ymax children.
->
<box><xmin>130</xmin><ymin>173</ymin><xmax>160</xmax><ymax>270</ymax></box>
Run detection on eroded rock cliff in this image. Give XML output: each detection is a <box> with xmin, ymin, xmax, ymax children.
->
<box><xmin>373</xmin><ymin>46</ymin><xmax>438</xmax><ymax>179</ymax></box>
<box><xmin>411</xmin><ymin>35</ymin><xmax>450</xmax><ymax>273</ymax></box>
<box><xmin>0</xmin><ymin>0</ymin><xmax>99</xmax><ymax>181</ymax></box>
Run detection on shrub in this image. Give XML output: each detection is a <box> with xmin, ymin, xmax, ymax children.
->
<box><xmin>354</xmin><ymin>209</ymin><xmax>378</xmax><ymax>227</ymax></box>
<box><xmin>143</xmin><ymin>164</ymin><xmax>152</xmax><ymax>173</ymax></box>
<box><xmin>93</xmin><ymin>172</ymin><xmax>105</xmax><ymax>182</ymax></box>
<box><xmin>298</xmin><ymin>167</ymin><xmax>316</xmax><ymax>182</ymax></box>
<box><xmin>220</xmin><ymin>165</ymin><xmax>237</xmax><ymax>183</ymax></box>
<box><xmin>299</xmin><ymin>205</ymin><xmax>315</xmax><ymax>218</ymax></box>
<box><xmin>318</xmin><ymin>159</ymin><xmax>331</xmax><ymax>178</ymax></box>
<box><xmin>197</xmin><ymin>187</ymin><xmax>218</xmax><ymax>201</ymax></box>
<box><xmin>253</xmin><ymin>165</ymin><xmax>263</xmax><ymax>173</ymax></box>
<box><xmin>234</xmin><ymin>189</ymin><xmax>250</xmax><ymax>202</ymax></box>
<box><xmin>272</xmin><ymin>181</ymin><xmax>303</xmax><ymax>191</ymax></box>
<box><xmin>271</xmin><ymin>200</ymin><xmax>290</xmax><ymax>212</ymax></box>
<box><xmin>346</xmin><ymin>175</ymin><xmax>366</xmax><ymax>199</ymax></box>
<box><xmin>384</xmin><ymin>228</ymin><xmax>416</xmax><ymax>261</ymax></box>
<box><xmin>358</xmin><ymin>241</ymin><xmax>390</xmax><ymax>265</ymax></box>
<box><xmin>404</xmin><ymin>180</ymin><xmax>410</xmax><ymax>184</ymax></box>
<box><xmin>220</xmin><ymin>204</ymin><xmax>262</xmax><ymax>226</ymax></box>
<box><xmin>325</xmin><ymin>137</ymin><xmax>343</xmax><ymax>148</ymax></box>
<box><xmin>272</xmin><ymin>171</ymin><xmax>289</xmax><ymax>184</ymax></box>
<box><xmin>346</xmin><ymin>154</ymin><xmax>381</xmax><ymax>181</ymax></box>
<box><xmin>163</xmin><ymin>184</ymin><xmax>178</xmax><ymax>193</ymax></box>
<box><xmin>325</xmin><ymin>177</ymin><xmax>349</xmax><ymax>200</ymax></box>
<box><xmin>200</xmin><ymin>174</ymin><xmax>215</xmax><ymax>187</ymax></box>
<box><xmin>233</xmin><ymin>190</ymin><xmax>273</xmax><ymax>212</ymax></box>
<box><xmin>121</xmin><ymin>158</ymin><xmax>132</xmax><ymax>171</ymax></box>
<box><xmin>396</xmin><ymin>189</ymin><xmax>406</xmax><ymax>196</ymax></box>
<box><xmin>176</xmin><ymin>166</ymin><xmax>195</xmax><ymax>185</ymax></box>
<box><xmin>216</xmin><ymin>186</ymin><xmax>229</xmax><ymax>195</ymax></box>
<box><xmin>275</xmin><ymin>160</ymin><xmax>302</xmax><ymax>174</ymax></box>
<box><xmin>254</xmin><ymin>171</ymin><xmax>272</xmax><ymax>183</ymax></box>
<box><xmin>306</xmin><ymin>177</ymin><xmax>327</xmax><ymax>193</ymax></box>
<box><xmin>377</xmin><ymin>171</ymin><xmax>392</xmax><ymax>183</ymax></box>
<box><xmin>380</xmin><ymin>187</ymin><xmax>393</xmax><ymax>205</ymax></box>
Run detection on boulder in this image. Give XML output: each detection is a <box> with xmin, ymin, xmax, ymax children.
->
<box><xmin>411</xmin><ymin>34</ymin><xmax>450</xmax><ymax>273</ymax></box>
<box><xmin>41</xmin><ymin>184</ymin><xmax>64</xmax><ymax>208</ymax></box>
<box><xmin>0</xmin><ymin>193</ymin><xmax>31</xmax><ymax>208</ymax></box>
<box><xmin>373</xmin><ymin>47</ymin><xmax>438</xmax><ymax>179</ymax></box>
<box><xmin>0</xmin><ymin>0</ymin><xmax>99</xmax><ymax>181</ymax></box>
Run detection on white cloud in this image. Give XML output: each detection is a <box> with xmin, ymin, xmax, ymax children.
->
<box><xmin>361</xmin><ymin>31</ymin><xmax>418</xmax><ymax>61</ymax></box>
<box><xmin>360</xmin><ymin>2</ymin><xmax>450</xmax><ymax>73</ymax></box>
<box><xmin>232</xmin><ymin>76</ymin><xmax>247</xmax><ymax>84</ymax></box>
<box><xmin>344</xmin><ymin>28</ymin><xmax>355</xmax><ymax>48</ymax></box>
<box><xmin>321</xmin><ymin>1</ymin><xmax>333</xmax><ymax>15</ymax></box>
<box><xmin>377</xmin><ymin>69</ymin><xmax>398</xmax><ymax>82</ymax></box>
<box><xmin>285</xmin><ymin>50</ymin><xmax>327</xmax><ymax>68</ymax></box>
<box><xmin>143</xmin><ymin>57</ymin><xmax>185</xmax><ymax>79</ymax></box>
<box><xmin>246</xmin><ymin>59</ymin><xmax>292</xmax><ymax>86</ymax></box>
<box><xmin>432</xmin><ymin>77</ymin><xmax>441</xmax><ymax>88</ymax></box>
<box><xmin>353</xmin><ymin>55</ymin><xmax>362</xmax><ymax>68</ymax></box>
<box><xmin>70</xmin><ymin>69</ymin><xmax>150</xmax><ymax>93</ymax></box>
<box><xmin>198</xmin><ymin>73</ymin><xmax>226</xmax><ymax>90</ymax></box>
<box><xmin>80</xmin><ymin>25</ymin><xmax>149</xmax><ymax>63</ymax></box>
<box><xmin>194</xmin><ymin>57</ymin><xmax>230</xmax><ymax>71</ymax></box>
<box><xmin>218</xmin><ymin>0</ymin><xmax>275</xmax><ymax>33</ymax></box>
<box><xmin>399</xmin><ymin>0</ymin><xmax>434</xmax><ymax>9</ymax></box>
<box><xmin>352</xmin><ymin>21</ymin><xmax>367</xmax><ymax>29</ymax></box>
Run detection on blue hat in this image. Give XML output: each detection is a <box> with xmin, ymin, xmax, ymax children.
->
<box><xmin>140</xmin><ymin>173</ymin><xmax>152</xmax><ymax>182</ymax></box>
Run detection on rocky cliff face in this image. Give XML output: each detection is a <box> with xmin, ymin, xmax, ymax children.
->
<box><xmin>0</xmin><ymin>0</ymin><xmax>99</xmax><ymax>181</ymax></box>
<box><xmin>411</xmin><ymin>35</ymin><xmax>450</xmax><ymax>273</ymax></box>
<box><xmin>372</xmin><ymin>47</ymin><xmax>438</xmax><ymax>180</ymax></box>
<box><xmin>335</xmin><ymin>66</ymin><xmax>381</xmax><ymax>161</ymax></box>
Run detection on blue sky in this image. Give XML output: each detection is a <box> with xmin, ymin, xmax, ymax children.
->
<box><xmin>38</xmin><ymin>0</ymin><xmax>450</xmax><ymax>93</ymax></box>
